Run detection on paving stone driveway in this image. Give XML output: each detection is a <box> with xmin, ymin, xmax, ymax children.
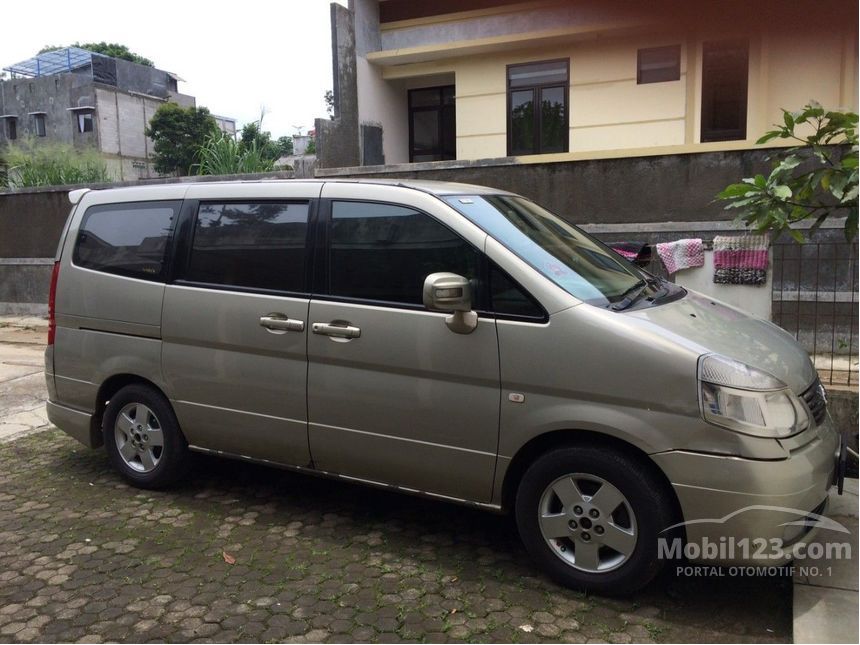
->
<box><xmin>0</xmin><ymin>432</ymin><xmax>794</xmax><ymax>644</ymax></box>
<box><xmin>0</xmin><ymin>330</ymin><xmax>792</xmax><ymax>643</ymax></box>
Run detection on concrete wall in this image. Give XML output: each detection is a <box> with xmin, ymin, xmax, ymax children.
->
<box><xmin>0</xmin><ymin>74</ymin><xmax>96</xmax><ymax>146</ymax></box>
<box><xmin>316</xmin><ymin>3</ymin><xmax>361</xmax><ymax>169</ymax></box>
<box><xmin>348</xmin><ymin>0</ymin><xmax>858</xmax><ymax>166</ymax></box>
<box><xmin>94</xmin><ymin>87</ymin><xmax>162</xmax><ymax>181</ymax></box>
<box><xmin>0</xmin><ymin>188</ymin><xmax>70</xmax><ymax>315</ymax></box>
<box><xmin>317</xmin><ymin>147</ymin><xmax>779</xmax><ymax>224</ymax></box>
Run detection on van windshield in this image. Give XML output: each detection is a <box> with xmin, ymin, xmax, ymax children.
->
<box><xmin>444</xmin><ymin>195</ymin><xmax>647</xmax><ymax>306</ymax></box>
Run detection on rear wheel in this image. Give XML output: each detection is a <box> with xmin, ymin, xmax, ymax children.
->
<box><xmin>103</xmin><ymin>384</ymin><xmax>189</xmax><ymax>489</ymax></box>
<box><xmin>515</xmin><ymin>445</ymin><xmax>675</xmax><ymax>594</ymax></box>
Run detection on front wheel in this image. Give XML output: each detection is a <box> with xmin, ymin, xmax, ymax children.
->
<box><xmin>103</xmin><ymin>384</ymin><xmax>189</xmax><ymax>489</ymax></box>
<box><xmin>515</xmin><ymin>445</ymin><xmax>676</xmax><ymax>594</ymax></box>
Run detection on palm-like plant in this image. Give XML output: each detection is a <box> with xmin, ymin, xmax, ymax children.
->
<box><xmin>195</xmin><ymin>133</ymin><xmax>275</xmax><ymax>176</ymax></box>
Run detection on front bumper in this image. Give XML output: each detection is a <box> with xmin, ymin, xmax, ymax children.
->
<box><xmin>652</xmin><ymin>418</ymin><xmax>840</xmax><ymax>565</ymax></box>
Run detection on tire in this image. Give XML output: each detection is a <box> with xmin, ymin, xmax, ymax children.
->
<box><xmin>515</xmin><ymin>445</ymin><xmax>675</xmax><ymax>594</ymax></box>
<box><xmin>103</xmin><ymin>384</ymin><xmax>189</xmax><ymax>489</ymax></box>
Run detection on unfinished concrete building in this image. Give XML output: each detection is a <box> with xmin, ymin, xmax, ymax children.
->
<box><xmin>0</xmin><ymin>48</ymin><xmax>236</xmax><ymax>180</ymax></box>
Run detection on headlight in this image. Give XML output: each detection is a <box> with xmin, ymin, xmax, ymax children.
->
<box><xmin>698</xmin><ymin>355</ymin><xmax>809</xmax><ymax>438</ymax></box>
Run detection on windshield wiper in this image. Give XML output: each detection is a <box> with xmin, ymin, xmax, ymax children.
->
<box><xmin>610</xmin><ymin>279</ymin><xmax>648</xmax><ymax>311</ymax></box>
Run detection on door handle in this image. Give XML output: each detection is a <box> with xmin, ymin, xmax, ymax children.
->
<box><xmin>311</xmin><ymin>322</ymin><xmax>361</xmax><ymax>339</ymax></box>
<box><xmin>259</xmin><ymin>315</ymin><xmax>304</xmax><ymax>333</ymax></box>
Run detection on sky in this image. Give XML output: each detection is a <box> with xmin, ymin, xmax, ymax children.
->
<box><xmin>0</xmin><ymin>0</ymin><xmax>347</xmax><ymax>138</ymax></box>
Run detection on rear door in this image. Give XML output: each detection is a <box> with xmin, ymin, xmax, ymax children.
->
<box><xmin>161</xmin><ymin>185</ymin><xmax>318</xmax><ymax>465</ymax></box>
<box><xmin>306</xmin><ymin>185</ymin><xmax>501</xmax><ymax>502</ymax></box>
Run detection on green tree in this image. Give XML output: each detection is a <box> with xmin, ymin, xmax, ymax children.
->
<box><xmin>717</xmin><ymin>101</ymin><xmax>858</xmax><ymax>242</ymax></box>
<box><xmin>275</xmin><ymin>135</ymin><xmax>294</xmax><ymax>157</ymax></box>
<box><xmin>305</xmin><ymin>136</ymin><xmax>316</xmax><ymax>155</ymax></box>
<box><xmin>39</xmin><ymin>42</ymin><xmax>154</xmax><ymax>67</ymax></box>
<box><xmin>146</xmin><ymin>103</ymin><xmax>218</xmax><ymax>176</ymax></box>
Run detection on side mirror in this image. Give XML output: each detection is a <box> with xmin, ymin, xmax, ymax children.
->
<box><xmin>422</xmin><ymin>272</ymin><xmax>478</xmax><ymax>334</ymax></box>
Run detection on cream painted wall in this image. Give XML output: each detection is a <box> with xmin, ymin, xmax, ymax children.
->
<box><xmin>370</xmin><ymin>20</ymin><xmax>857</xmax><ymax>164</ymax></box>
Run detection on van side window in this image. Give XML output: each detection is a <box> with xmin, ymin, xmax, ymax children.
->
<box><xmin>184</xmin><ymin>202</ymin><xmax>309</xmax><ymax>292</ymax></box>
<box><xmin>330</xmin><ymin>201</ymin><xmax>481</xmax><ymax>305</ymax></box>
<box><xmin>74</xmin><ymin>201</ymin><xmax>179</xmax><ymax>281</ymax></box>
<box><xmin>490</xmin><ymin>266</ymin><xmax>545</xmax><ymax>319</ymax></box>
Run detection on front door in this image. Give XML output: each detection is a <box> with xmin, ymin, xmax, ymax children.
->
<box><xmin>306</xmin><ymin>198</ymin><xmax>500</xmax><ymax>502</ymax></box>
<box><xmin>162</xmin><ymin>199</ymin><xmax>313</xmax><ymax>465</ymax></box>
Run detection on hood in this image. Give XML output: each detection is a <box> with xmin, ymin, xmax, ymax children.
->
<box><xmin>627</xmin><ymin>290</ymin><xmax>817</xmax><ymax>394</ymax></box>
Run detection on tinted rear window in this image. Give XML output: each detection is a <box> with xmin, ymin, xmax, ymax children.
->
<box><xmin>184</xmin><ymin>202</ymin><xmax>310</xmax><ymax>292</ymax></box>
<box><xmin>74</xmin><ymin>201</ymin><xmax>179</xmax><ymax>281</ymax></box>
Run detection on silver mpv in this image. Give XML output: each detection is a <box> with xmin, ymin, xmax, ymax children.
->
<box><xmin>46</xmin><ymin>179</ymin><xmax>841</xmax><ymax>593</ymax></box>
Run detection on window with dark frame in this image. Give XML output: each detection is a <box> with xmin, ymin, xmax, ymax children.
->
<box><xmin>34</xmin><ymin>113</ymin><xmax>46</xmax><ymax>137</ymax></box>
<box><xmin>637</xmin><ymin>45</ymin><xmax>681</xmax><ymax>84</ymax></box>
<box><xmin>5</xmin><ymin>118</ymin><xmax>16</xmax><ymax>140</ymax></box>
<box><xmin>701</xmin><ymin>39</ymin><xmax>749</xmax><ymax>142</ymax></box>
<box><xmin>507</xmin><ymin>59</ymin><xmax>568</xmax><ymax>156</ymax></box>
<box><xmin>408</xmin><ymin>85</ymin><xmax>456</xmax><ymax>163</ymax></box>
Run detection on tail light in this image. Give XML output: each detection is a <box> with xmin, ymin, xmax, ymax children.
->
<box><xmin>47</xmin><ymin>261</ymin><xmax>60</xmax><ymax>346</ymax></box>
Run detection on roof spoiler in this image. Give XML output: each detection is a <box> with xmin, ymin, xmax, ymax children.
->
<box><xmin>68</xmin><ymin>188</ymin><xmax>91</xmax><ymax>205</ymax></box>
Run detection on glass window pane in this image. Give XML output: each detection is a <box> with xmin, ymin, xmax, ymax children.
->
<box><xmin>445</xmin><ymin>195</ymin><xmax>645</xmax><ymax>307</ymax></box>
<box><xmin>509</xmin><ymin>90</ymin><xmax>534</xmax><ymax>155</ymax></box>
<box><xmin>701</xmin><ymin>40</ymin><xmax>748</xmax><ymax>141</ymax></box>
<box><xmin>490</xmin><ymin>267</ymin><xmax>543</xmax><ymax>318</ymax></box>
<box><xmin>637</xmin><ymin>45</ymin><xmax>681</xmax><ymax>84</ymax></box>
<box><xmin>74</xmin><ymin>201</ymin><xmax>178</xmax><ymax>281</ymax></box>
<box><xmin>412</xmin><ymin>110</ymin><xmax>440</xmax><ymax>158</ymax></box>
<box><xmin>409</xmin><ymin>88</ymin><xmax>441</xmax><ymax>108</ymax></box>
<box><xmin>539</xmin><ymin>86</ymin><xmax>566</xmax><ymax>153</ymax></box>
<box><xmin>186</xmin><ymin>202</ymin><xmax>309</xmax><ymax>292</ymax></box>
<box><xmin>330</xmin><ymin>201</ymin><xmax>480</xmax><ymax>305</ymax></box>
<box><xmin>508</xmin><ymin>60</ymin><xmax>567</xmax><ymax>88</ymax></box>
<box><xmin>34</xmin><ymin>114</ymin><xmax>46</xmax><ymax>137</ymax></box>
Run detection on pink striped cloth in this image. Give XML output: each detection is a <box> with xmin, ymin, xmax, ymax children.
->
<box><xmin>712</xmin><ymin>234</ymin><xmax>769</xmax><ymax>285</ymax></box>
<box><xmin>655</xmin><ymin>238</ymin><xmax>704</xmax><ymax>274</ymax></box>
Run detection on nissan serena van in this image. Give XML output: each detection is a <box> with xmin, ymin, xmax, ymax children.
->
<box><xmin>46</xmin><ymin>179</ymin><xmax>841</xmax><ymax>593</ymax></box>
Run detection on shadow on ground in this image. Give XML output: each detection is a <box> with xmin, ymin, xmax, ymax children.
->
<box><xmin>0</xmin><ymin>430</ymin><xmax>791</xmax><ymax>643</ymax></box>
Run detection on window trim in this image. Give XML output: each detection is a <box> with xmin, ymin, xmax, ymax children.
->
<box><xmin>407</xmin><ymin>85</ymin><xmax>456</xmax><ymax>163</ymax></box>
<box><xmin>72</xmin><ymin>199</ymin><xmax>181</xmax><ymax>283</ymax></box>
<box><xmin>636</xmin><ymin>44</ymin><xmax>681</xmax><ymax>84</ymax></box>
<box><xmin>170</xmin><ymin>198</ymin><xmax>316</xmax><ymax>298</ymax></box>
<box><xmin>506</xmin><ymin>58</ymin><xmax>569</xmax><ymax>156</ymax></box>
<box><xmin>700</xmin><ymin>38</ymin><xmax>749</xmax><ymax>143</ymax></box>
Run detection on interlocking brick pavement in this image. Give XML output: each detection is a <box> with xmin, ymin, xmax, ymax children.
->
<box><xmin>0</xmin><ymin>428</ymin><xmax>792</xmax><ymax>643</ymax></box>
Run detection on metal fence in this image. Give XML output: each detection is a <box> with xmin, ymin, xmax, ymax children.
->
<box><xmin>772</xmin><ymin>239</ymin><xmax>858</xmax><ymax>387</ymax></box>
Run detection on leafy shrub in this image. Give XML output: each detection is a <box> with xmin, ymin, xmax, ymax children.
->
<box><xmin>718</xmin><ymin>102</ymin><xmax>858</xmax><ymax>241</ymax></box>
<box><xmin>2</xmin><ymin>139</ymin><xmax>112</xmax><ymax>188</ymax></box>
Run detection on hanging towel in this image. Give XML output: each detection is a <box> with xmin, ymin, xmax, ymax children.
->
<box><xmin>655</xmin><ymin>238</ymin><xmax>704</xmax><ymax>274</ymax></box>
<box><xmin>713</xmin><ymin>234</ymin><xmax>769</xmax><ymax>285</ymax></box>
<box><xmin>609</xmin><ymin>241</ymin><xmax>652</xmax><ymax>267</ymax></box>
